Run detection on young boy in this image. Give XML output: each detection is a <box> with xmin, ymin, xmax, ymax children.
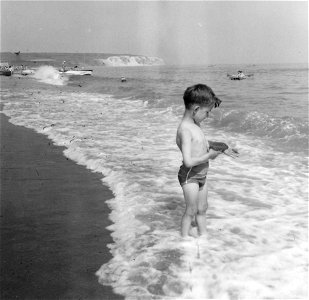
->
<box><xmin>176</xmin><ymin>84</ymin><xmax>222</xmax><ymax>237</ymax></box>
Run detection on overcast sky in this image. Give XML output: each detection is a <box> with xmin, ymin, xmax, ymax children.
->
<box><xmin>1</xmin><ymin>1</ymin><xmax>308</xmax><ymax>64</ymax></box>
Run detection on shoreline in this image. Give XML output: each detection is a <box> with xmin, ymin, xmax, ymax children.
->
<box><xmin>0</xmin><ymin>114</ymin><xmax>123</xmax><ymax>299</ymax></box>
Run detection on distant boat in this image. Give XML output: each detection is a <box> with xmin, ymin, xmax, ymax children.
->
<box><xmin>21</xmin><ymin>69</ymin><xmax>35</xmax><ymax>76</ymax></box>
<box><xmin>0</xmin><ymin>70</ymin><xmax>12</xmax><ymax>76</ymax></box>
<box><xmin>227</xmin><ymin>74</ymin><xmax>246</xmax><ymax>80</ymax></box>
<box><xmin>14</xmin><ymin>51</ymin><xmax>20</xmax><ymax>55</ymax></box>
<box><xmin>227</xmin><ymin>72</ymin><xmax>254</xmax><ymax>80</ymax></box>
<box><xmin>59</xmin><ymin>69</ymin><xmax>93</xmax><ymax>76</ymax></box>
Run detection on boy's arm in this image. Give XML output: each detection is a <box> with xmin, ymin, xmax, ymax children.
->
<box><xmin>180</xmin><ymin>129</ymin><xmax>217</xmax><ymax>168</ymax></box>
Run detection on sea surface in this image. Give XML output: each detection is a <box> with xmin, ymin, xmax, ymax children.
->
<box><xmin>1</xmin><ymin>56</ymin><xmax>308</xmax><ymax>299</ymax></box>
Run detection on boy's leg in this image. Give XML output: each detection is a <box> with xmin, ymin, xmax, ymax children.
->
<box><xmin>181</xmin><ymin>183</ymin><xmax>199</xmax><ymax>237</ymax></box>
<box><xmin>196</xmin><ymin>179</ymin><xmax>208</xmax><ymax>235</ymax></box>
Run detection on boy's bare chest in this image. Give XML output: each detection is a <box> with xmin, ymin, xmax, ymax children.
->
<box><xmin>191</xmin><ymin>128</ymin><xmax>208</xmax><ymax>151</ymax></box>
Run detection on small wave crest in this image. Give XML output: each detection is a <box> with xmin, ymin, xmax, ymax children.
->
<box><xmin>98</xmin><ymin>55</ymin><xmax>165</xmax><ymax>67</ymax></box>
<box><xmin>210</xmin><ymin>110</ymin><xmax>308</xmax><ymax>152</ymax></box>
<box><xmin>32</xmin><ymin>66</ymin><xmax>68</xmax><ymax>86</ymax></box>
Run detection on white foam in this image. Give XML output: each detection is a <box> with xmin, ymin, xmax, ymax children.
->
<box><xmin>2</xmin><ymin>87</ymin><xmax>307</xmax><ymax>299</ymax></box>
<box><xmin>32</xmin><ymin>65</ymin><xmax>68</xmax><ymax>86</ymax></box>
<box><xmin>99</xmin><ymin>55</ymin><xmax>165</xmax><ymax>67</ymax></box>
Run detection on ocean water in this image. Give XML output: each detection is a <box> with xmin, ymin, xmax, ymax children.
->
<box><xmin>1</xmin><ymin>60</ymin><xmax>308</xmax><ymax>299</ymax></box>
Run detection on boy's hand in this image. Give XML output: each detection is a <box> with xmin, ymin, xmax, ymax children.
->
<box><xmin>208</xmin><ymin>149</ymin><xmax>222</xmax><ymax>160</ymax></box>
<box><xmin>224</xmin><ymin>147</ymin><xmax>239</xmax><ymax>158</ymax></box>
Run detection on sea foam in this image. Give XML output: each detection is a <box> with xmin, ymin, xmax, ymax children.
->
<box><xmin>1</xmin><ymin>86</ymin><xmax>307</xmax><ymax>299</ymax></box>
<box><xmin>32</xmin><ymin>65</ymin><xmax>68</xmax><ymax>86</ymax></box>
<box><xmin>99</xmin><ymin>55</ymin><xmax>165</xmax><ymax>67</ymax></box>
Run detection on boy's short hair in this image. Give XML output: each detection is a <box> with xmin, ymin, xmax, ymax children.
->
<box><xmin>183</xmin><ymin>84</ymin><xmax>221</xmax><ymax>110</ymax></box>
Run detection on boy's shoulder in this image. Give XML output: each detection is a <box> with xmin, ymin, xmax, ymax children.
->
<box><xmin>177</xmin><ymin>119</ymin><xmax>195</xmax><ymax>137</ymax></box>
<box><xmin>177</xmin><ymin>118</ymin><xmax>189</xmax><ymax>130</ymax></box>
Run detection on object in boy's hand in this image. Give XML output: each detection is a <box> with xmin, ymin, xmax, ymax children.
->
<box><xmin>208</xmin><ymin>141</ymin><xmax>228</xmax><ymax>152</ymax></box>
<box><xmin>208</xmin><ymin>141</ymin><xmax>239</xmax><ymax>158</ymax></box>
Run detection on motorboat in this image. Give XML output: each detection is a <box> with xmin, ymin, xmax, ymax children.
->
<box><xmin>227</xmin><ymin>72</ymin><xmax>254</xmax><ymax>80</ymax></box>
<box><xmin>227</xmin><ymin>74</ymin><xmax>246</xmax><ymax>80</ymax></box>
<box><xmin>0</xmin><ymin>69</ymin><xmax>12</xmax><ymax>76</ymax></box>
<box><xmin>59</xmin><ymin>69</ymin><xmax>93</xmax><ymax>76</ymax></box>
<box><xmin>21</xmin><ymin>69</ymin><xmax>35</xmax><ymax>76</ymax></box>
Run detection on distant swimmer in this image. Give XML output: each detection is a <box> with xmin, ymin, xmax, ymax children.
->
<box><xmin>62</xmin><ymin>61</ymin><xmax>66</xmax><ymax>72</ymax></box>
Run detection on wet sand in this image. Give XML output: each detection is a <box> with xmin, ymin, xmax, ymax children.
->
<box><xmin>0</xmin><ymin>114</ymin><xmax>123</xmax><ymax>300</ymax></box>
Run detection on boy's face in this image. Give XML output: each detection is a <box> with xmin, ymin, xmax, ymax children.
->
<box><xmin>193</xmin><ymin>105</ymin><xmax>213</xmax><ymax>123</ymax></box>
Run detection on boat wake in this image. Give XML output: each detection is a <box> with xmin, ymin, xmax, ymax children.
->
<box><xmin>32</xmin><ymin>66</ymin><xmax>68</xmax><ymax>86</ymax></box>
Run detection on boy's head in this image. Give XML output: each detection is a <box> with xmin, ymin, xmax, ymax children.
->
<box><xmin>183</xmin><ymin>84</ymin><xmax>221</xmax><ymax>110</ymax></box>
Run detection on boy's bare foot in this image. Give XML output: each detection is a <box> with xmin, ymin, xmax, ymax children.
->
<box><xmin>188</xmin><ymin>227</ymin><xmax>199</xmax><ymax>238</ymax></box>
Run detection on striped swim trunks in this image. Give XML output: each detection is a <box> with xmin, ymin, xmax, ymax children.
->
<box><xmin>178</xmin><ymin>162</ymin><xmax>209</xmax><ymax>188</ymax></box>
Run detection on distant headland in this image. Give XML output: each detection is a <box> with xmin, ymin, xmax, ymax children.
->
<box><xmin>0</xmin><ymin>52</ymin><xmax>165</xmax><ymax>67</ymax></box>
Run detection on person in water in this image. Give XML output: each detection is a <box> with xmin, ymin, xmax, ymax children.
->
<box><xmin>62</xmin><ymin>61</ymin><xmax>66</xmax><ymax>72</ymax></box>
<box><xmin>237</xmin><ymin>70</ymin><xmax>245</xmax><ymax>79</ymax></box>
<box><xmin>176</xmin><ymin>84</ymin><xmax>222</xmax><ymax>237</ymax></box>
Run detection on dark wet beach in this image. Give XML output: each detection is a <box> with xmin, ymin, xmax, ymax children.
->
<box><xmin>0</xmin><ymin>114</ymin><xmax>123</xmax><ymax>300</ymax></box>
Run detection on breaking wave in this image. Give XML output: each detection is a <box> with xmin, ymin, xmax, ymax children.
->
<box><xmin>209</xmin><ymin>109</ymin><xmax>308</xmax><ymax>152</ymax></box>
<box><xmin>98</xmin><ymin>55</ymin><xmax>165</xmax><ymax>67</ymax></box>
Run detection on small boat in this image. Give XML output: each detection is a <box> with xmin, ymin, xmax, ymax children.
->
<box><xmin>21</xmin><ymin>69</ymin><xmax>35</xmax><ymax>76</ymax></box>
<box><xmin>59</xmin><ymin>69</ymin><xmax>93</xmax><ymax>76</ymax></box>
<box><xmin>228</xmin><ymin>74</ymin><xmax>246</xmax><ymax>80</ymax></box>
<box><xmin>0</xmin><ymin>70</ymin><xmax>12</xmax><ymax>76</ymax></box>
<box><xmin>227</xmin><ymin>72</ymin><xmax>254</xmax><ymax>80</ymax></box>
